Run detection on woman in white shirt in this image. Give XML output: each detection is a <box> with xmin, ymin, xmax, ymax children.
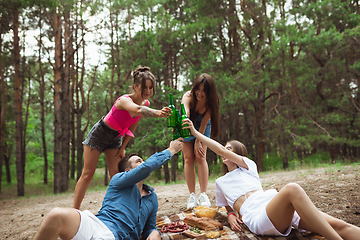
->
<box><xmin>182</xmin><ymin>118</ymin><xmax>360</xmax><ymax>240</ymax></box>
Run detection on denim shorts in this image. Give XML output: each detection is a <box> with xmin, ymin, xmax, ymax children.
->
<box><xmin>82</xmin><ymin>117</ymin><xmax>123</xmax><ymax>153</ymax></box>
<box><xmin>183</xmin><ymin>116</ymin><xmax>211</xmax><ymax>143</ymax></box>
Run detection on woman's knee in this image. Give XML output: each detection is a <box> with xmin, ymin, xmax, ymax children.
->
<box><xmin>184</xmin><ymin>157</ymin><xmax>195</xmax><ymax>165</ymax></box>
<box><xmin>328</xmin><ymin>217</ymin><xmax>349</xmax><ymax>232</ymax></box>
<box><xmin>46</xmin><ymin>207</ymin><xmax>67</xmax><ymax>224</ymax></box>
<box><xmin>79</xmin><ymin>170</ymin><xmax>95</xmax><ymax>182</ymax></box>
<box><xmin>195</xmin><ymin>155</ymin><xmax>207</xmax><ymax>165</ymax></box>
<box><xmin>281</xmin><ymin>183</ymin><xmax>306</xmax><ymax>198</ymax></box>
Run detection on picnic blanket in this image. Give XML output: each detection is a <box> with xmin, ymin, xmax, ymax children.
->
<box><xmin>157</xmin><ymin>208</ymin><xmax>326</xmax><ymax>240</ymax></box>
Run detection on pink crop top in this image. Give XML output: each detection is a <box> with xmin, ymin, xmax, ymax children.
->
<box><xmin>104</xmin><ymin>95</ymin><xmax>149</xmax><ymax>137</ymax></box>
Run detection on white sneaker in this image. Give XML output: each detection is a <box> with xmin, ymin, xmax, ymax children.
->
<box><xmin>187</xmin><ymin>193</ymin><xmax>198</xmax><ymax>209</ymax></box>
<box><xmin>198</xmin><ymin>192</ymin><xmax>211</xmax><ymax>207</ymax></box>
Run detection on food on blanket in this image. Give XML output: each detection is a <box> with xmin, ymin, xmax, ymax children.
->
<box><xmin>182</xmin><ymin>230</ymin><xmax>206</xmax><ymax>238</ymax></box>
<box><xmin>194</xmin><ymin>206</ymin><xmax>217</xmax><ymax>218</ymax></box>
<box><xmin>183</xmin><ymin>216</ymin><xmax>223</xmax><ymax>230</ymax></box>
<box><xmin>156</xmin><ymin>220</ymin><xmax>167</xmax><ymax>227</ymax></box>
<box><xmin>190</xmin><ymin>226</ymin><xmax>202</xmax><ymax>234</ymax></box>
<box><xmin>160</xmin><ymin>221</ymin><xmax>189</xmax><ymax>233</ymax></box>
<box><xmin>156</xmin><ymin>216</ymin><xmax>164</xmax><ymax>221</ymax></box>
<box><xmin>205</xmin><ymin>230</ymin><xmax>220</xmax><ymax>239</ymax></box>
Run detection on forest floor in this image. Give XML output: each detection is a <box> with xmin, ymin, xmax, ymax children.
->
<box><xmin>0</xmin><ymin>164</ymin><xmax>359</xmax><ymax>240</ymax></box>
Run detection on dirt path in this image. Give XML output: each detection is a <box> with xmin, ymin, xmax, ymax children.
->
<box><xmin>1</xmin><ymin>165</ymin><xmax>359</xmax><ymax>239</ymax></box>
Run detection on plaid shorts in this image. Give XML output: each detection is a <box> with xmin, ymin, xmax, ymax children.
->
<box><xmin>82</xmin><ymin>117</ymin><xmax>123</xmax><ymax>153</ymax></box>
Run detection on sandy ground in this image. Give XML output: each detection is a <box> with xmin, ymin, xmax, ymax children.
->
<box><xmin>0</xmin><ymin>164</ymin><xmax>359</xmax><ymax>239</ymax></box>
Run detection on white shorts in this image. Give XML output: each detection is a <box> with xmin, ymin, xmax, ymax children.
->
<box><xmin>240</xmin><ymin>189</ymin><xmax>303</xmax><ymax>236</ymax></box>
<box><xmin>71</xmin><ymin>210</ymin><xmax>115</xmax><ymax>240</ymax></box>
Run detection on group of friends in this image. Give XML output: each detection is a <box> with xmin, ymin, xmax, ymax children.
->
<box><xmin>33</xmin><ymin>66</ymin><xmax>360</xmax><ymax>240</ymax></box>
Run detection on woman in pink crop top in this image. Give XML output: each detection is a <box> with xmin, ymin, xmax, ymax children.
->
<box><xmin>73</xmin><ymin>65</ymin><xmax>172</xmax><ymax>210</ymax></box>
<box><xmin>182</xmin><ymin>118</ymin><xmax>360</xmax><ymax>240</ymax></box>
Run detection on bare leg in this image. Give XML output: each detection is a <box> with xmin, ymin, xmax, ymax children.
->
<box><xmin>104</xmin><ymin>148</ymin><xmax>121</xmax><ymax>178</ymax></box>
<box><xmin>183</xmin><ymin>142</ymin><xmax>196</xmax><ymax>193</ymax></box>
<box><xmin>195</xmin><ymin>145</ymin><xmax>208</xmax><ymax>193</ymax></box>
<box><xmin>33</xmin><ymin>207</ymin><xmax>80</xmax><ymax>240</ymax></box>
<box><xmin>73</xmin><ymin>145</ymin><xmax>101</xmax><ymax>209</ymax></box>
<box><xmin>266</xmin><ymin>183</ymin><xmax>343</xmax><ymax>240</ymax></box>
<box><xmin>299</xmin><ymin>212</ymin><xmax>360</xmax><ymax>240</ymax></box>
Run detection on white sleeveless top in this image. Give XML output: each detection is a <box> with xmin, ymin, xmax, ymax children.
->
<box><xmin>215</xmin><ymin>156</ymin><xmax>263</xmax><ymax>210</ymax></box>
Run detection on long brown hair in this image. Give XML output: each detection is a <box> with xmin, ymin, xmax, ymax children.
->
<box><xmin>221</xmin><ymin>140</ymin><xmax>248</xmax><ymax>175</ymax></box>
<box><xmin>131</xmin><ymin>65</ymin><xmax>155</xmax><ymax>98</ymax></box>
<box><xmin>190</xmin><ymin>73</ymin><xmax>219</xmax><ymax>137</ymax></box>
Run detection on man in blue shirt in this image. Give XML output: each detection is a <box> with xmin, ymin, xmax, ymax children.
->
<box><xmin>33</xmin><ymin>138</ymin><xmax>183</xmax><ymax>240</ymax></box>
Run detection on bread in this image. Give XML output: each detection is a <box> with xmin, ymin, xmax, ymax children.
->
<box><xmin>183</xmin><ymin>216</ymin><xmax>223</xmax><ymax>230</ymax></box>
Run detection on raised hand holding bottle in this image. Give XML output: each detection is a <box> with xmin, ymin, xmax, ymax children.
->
<box><xmin>180</xmin><ymin>103</ymin><xmax>191</xmax><ymax>138</ymax></box>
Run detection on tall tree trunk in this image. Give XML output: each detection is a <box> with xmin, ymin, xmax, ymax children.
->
<box><xmin>60</xmin><ymin>11</ymin><xmax>71</xmax><ymax>192</ymax></box>
<box><xmin>76</xmin><ymin>111</ymin><xmax>84</xmax><ymax>180</ymax></box>
<box><xmin>171</xmin><ymin>154</ymin><xmax>178</xmax><ymax>182</ymax></box>
<box><xmin>53</xmin><ymin>11</ymin><xmax>62</xmax><ymax>194</ymax></box>
<box><xmin>70</xmin><ymin>5</ymin><xmax>78</xmax><ymax>180</ymax></box>
<box><xmin>0</xmin><ymin>25</ymin><xmax>4</xmax><ymax>192</ymax></box>
<box><xmin>70</xmin><ymin>108</ymin><xmax>76</xmax><ymax>179</ymax></box>
<box><xmin>254</xmin><ymin>91</ymin><xmax>265</xmax><ymax>172</ymax></box>
<box><xmin>21</xmin><ymin>25</ymin><xmax>29</xmax><ymax>189</ymax></box>
<box><xmin>13</xmin><ymin>8</ymin><xmax>24</xmax><ymax>196</ymax></box>
<box><xmin>109</xmin><ymin>9</ymin><xmax>115</xmax><ymax>104</ymax></box>
<box><xmin>38</xmin><ymin>15</ymin><xmax>48</xmax><ymax>184</ymax></box>
<box><xmin>163</xmin><ymin>161</ymin><xmax>170</xmax><ymax>184</ymax></box>
<box><xmin>4</xmin><ymin>149</ymin><xmax>11</xmax><ymax>183</ymax></box>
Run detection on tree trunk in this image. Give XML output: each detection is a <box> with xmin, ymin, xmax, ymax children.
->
<box><xmin>242</xmin><ymin>104</ymin><xmax>255</xmax><ymax>158</ymax></box>
<box><xmin>13</xmin><ymin>8</ymin><xmax>24</xmax><ymax>196</ymax></box>
<box><xmin>38</xmin><ymin>15</ymin><xmax>48</xmax><ymax>184</ymax></box>
<box><xmin>53</xmin><ymin>11</ymin><xmax>63</xmax><ymax>194</ymax></box>
<box><xmin>164</xmin><ymin>161</ymin><xmax>170</xmax><ymax>184</ymax></box>
<box><xmin>171</xmin><ymin>154</ymin><xmax>178</xmax><ymax>182</ymax></box>
<box><xmin>254</xmin><ymin>92</ymin><xmax>265</xmax><ymax>172</ymax></box>
<box><xmin>70</xmin><ymin>110</ymin><xmax>75</xmax><ymax>179</ymax></box>
<box><xmin>4</xmin><ymin>150</ymin><xmax>11</xmax><ymax>183</ymax></box>
<box><xmin>279</xmin><ymin>134</ymin><xmax>288</xmax><ymax>170</ymax></box>
<box><xmin>104</xmin><ymin>161</ymin><xmax>109</xmax><ymax>186</ymax></box>
<box><xmin>330</xmin><ymin>144</ymin><xmax>337</xmax><ymax>164</ymax></box>
<box><xmin>60</xmin><ymin>11</ymin><xmax>71</xmax><ymax>192</ymax></box>
<box><xmin>76</xmin><ymin>111</ymin><xmax>84</xmax><ymax>180</ymax></box>
<box><xmin>0</xmin><ymin>21</ymin><xmax>4</xmax><ymax>192</ymax></box>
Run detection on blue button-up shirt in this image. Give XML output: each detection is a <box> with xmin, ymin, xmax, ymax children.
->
<box><xmin>96</xmin><ymin>149</ymin><xmax>172</xmax><ymax>240</ymax></box>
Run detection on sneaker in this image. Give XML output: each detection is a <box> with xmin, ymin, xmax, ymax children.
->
<box><xmin>187</xmin><ymin>193</ymin><xmax>198</xmax><ymax>209</ymax></box>
<box><xmin>198</xmin><ymin>192</ymin><xmax>211</xmax><ymax>207</ymax></box>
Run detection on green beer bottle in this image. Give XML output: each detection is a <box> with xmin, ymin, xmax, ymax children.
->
<box><xmin>180</xmin><ymin>103</ymin><xmax>191</xmax><ymax>138</ymax></box>
<box><xmin>173</xmin><ymin>110</ymin><xmax>182</xmax><ymax>140</ymax></box>
<box><xmin>167</xmin><ymin>93</ymin><xmax>177</xmax><ymax>128</ymax></box>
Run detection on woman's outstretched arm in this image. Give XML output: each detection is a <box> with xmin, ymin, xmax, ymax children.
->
<box><xmin>182</xmin><ymin>119</ymin><xmax>248</xmax><ymax>169</ymax></box>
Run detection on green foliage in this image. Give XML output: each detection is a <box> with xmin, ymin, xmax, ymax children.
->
<box><xmin>2</xmin><ymin>0</ymin><xmax>360</xmax><ymax>196</ymax></box>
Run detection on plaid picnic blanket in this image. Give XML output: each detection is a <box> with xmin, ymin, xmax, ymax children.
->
<box><xmin>157</xmin><ymin>209</ymin><xmax>326</xmax><ymax>240</ymax></box>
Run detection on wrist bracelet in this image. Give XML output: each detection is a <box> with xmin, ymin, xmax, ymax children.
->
<box><xmin>228</xmin><ymin>213</ymin><xmax>236</xmax><ymax>218</ymax></box>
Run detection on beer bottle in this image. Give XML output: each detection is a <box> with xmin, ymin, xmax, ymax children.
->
<box><xmin>180</xmin><ymin>103</ymin><xmax>191</xmax><ymax>138</ymax></box>
<box><xmin>167</xmin><ymin>93</ymin><xmax>177</xmax><ymax>128</ymax></box>
<box><xmin>173</xmin><ymin>110</ymin><xmax>182</xmax><ymax>140</ymax></box>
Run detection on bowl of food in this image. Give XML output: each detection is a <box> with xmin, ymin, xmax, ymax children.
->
<box><xmin>194</xmin><ymin>206</ymin><xmax>217</xmax><ymax>219</ymax></box>
<box><xmin>205</xmin><ymin>227</ymin><xmax>220</xmax><ymax>239</ymax></box>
